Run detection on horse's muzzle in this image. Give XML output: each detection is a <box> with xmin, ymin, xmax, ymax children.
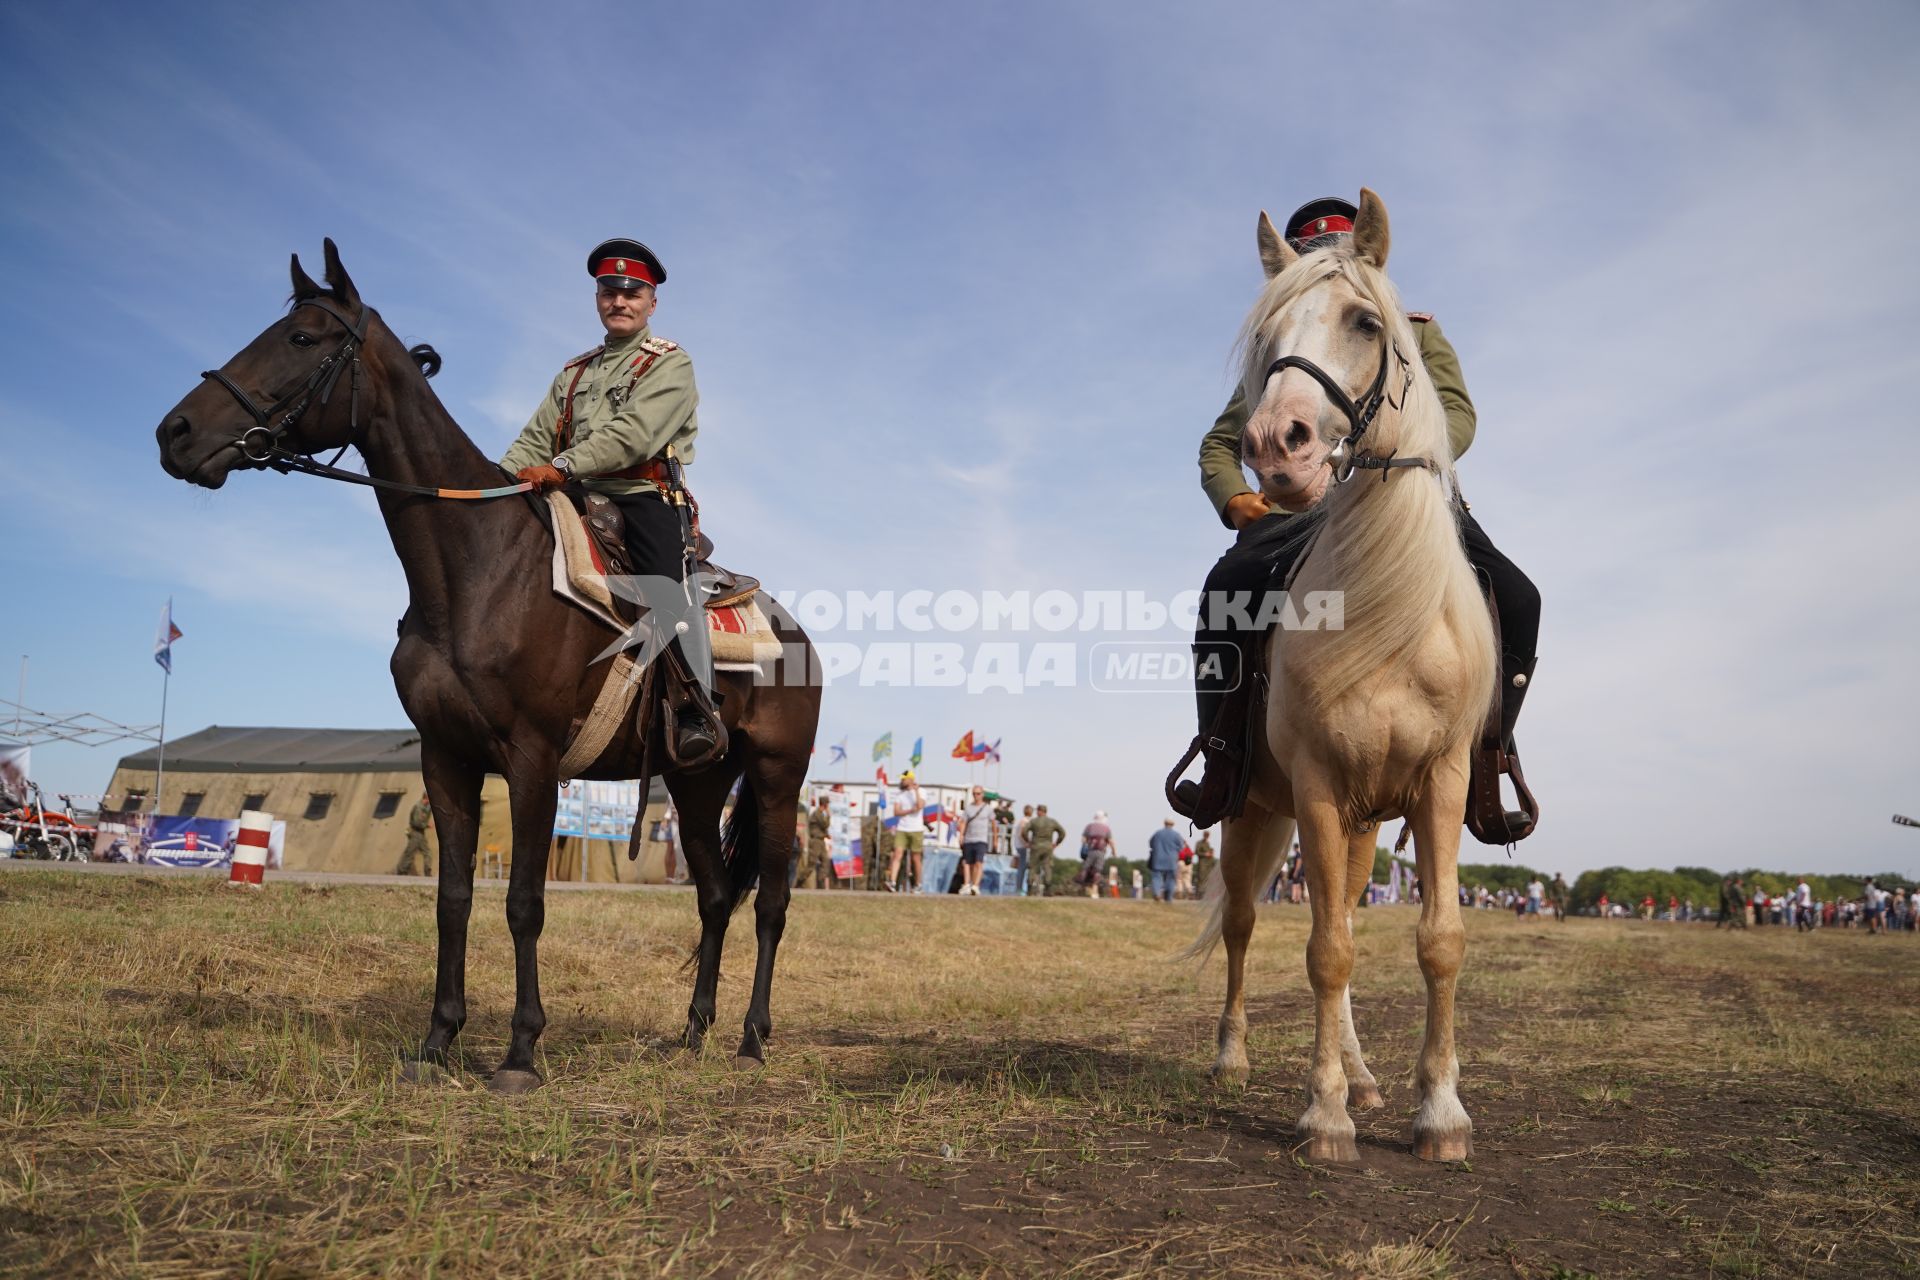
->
<box><xmin>156</xmin><ymin>413</ymin><xmax>234</xmax><ymax>489</ymax></box>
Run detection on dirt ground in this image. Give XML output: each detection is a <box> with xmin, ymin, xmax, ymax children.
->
<box><xmin>1</xmin><ymin>870</ymin><xmax>1916</xmax><ymax>1277</ymax></box>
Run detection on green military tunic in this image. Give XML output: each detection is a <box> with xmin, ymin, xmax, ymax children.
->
<box><xmin>395</xmin><ymin>798</ymin><xmax>433</xmax><ymax>876</ymax></box>
<box><xmin>1192</xmin><ymin>832</ymin><xmax>1216</xmax><ymax>894</ymax></box>
<box><xmin>799</xmin><ymin>806</ymin><xmax>833</xmax><ymax>890</ymax></box>
<box><xmin>1023</xmin><ymin>814</ymin><xmax>1066</xmax><ymax>897</ymax></box>
<box><xmin>1197</xmin><ymin>315</ymin><xmax>1475</xmax><ymax>526</ymax></box>
<box><xmin>500</xmin><ymin>325</ymin><xmax>698</xmax><ymax>497</ymax></box>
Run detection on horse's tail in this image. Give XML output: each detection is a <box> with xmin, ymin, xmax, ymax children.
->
<box><xmin>1178</xmin><ymin>820</ymin><xmax>1290</xmax><ymax>968</ymax></box>
<box><xmin>718</xmin><ymin>774</ymin><xmax>764</xmax><ymax>913</ymax></box>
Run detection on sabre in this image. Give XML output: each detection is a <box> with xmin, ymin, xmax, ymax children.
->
<box><xmin>1894</xmin><ymin>814</ymin><xmax>1920</xmax><ymax>828</ymax></box>
<box><xmin>662</xmin><ymin>445</ymin><xmax>699</xmax><ymax>606</ymax></box>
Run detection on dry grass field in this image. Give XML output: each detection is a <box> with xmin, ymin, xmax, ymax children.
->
<box><xmin>1</xmin><ymin>869</ymin><xmax>1917</xmax><ymax>1278</ymax></box>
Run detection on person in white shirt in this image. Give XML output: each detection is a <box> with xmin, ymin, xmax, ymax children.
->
<box><xmin>957</xmin><ymin>785</ymin><xmax>995</xmax><ymax>896</ymax></box>
<box><xmin>1526</xmin><ymin>878</ymin><xmax>1545</xmax><ymax>916</ymax></box>
<box><xmin>885</xmin><ymin>772</ymin><xmax>926</xmax><ymax>893</ymax></box>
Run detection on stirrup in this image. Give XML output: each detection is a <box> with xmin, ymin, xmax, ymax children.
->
<box><xmin>1466</xmin><ymin>737</ymin><xmax>1538</xmax><ymax>845</ymax></box>
<box><xmin>1165</xmin><ymin>733</ymin><xmax>1238</xmax><ymax>829</ymax></box>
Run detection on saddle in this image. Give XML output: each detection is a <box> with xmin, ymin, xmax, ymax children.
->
<box><xmin>1165</xmin><ymin>567</ymin><xmax>1538</xmax><ymax>845</ymax></box>
<box><xmin>527</xmin><ymin>486</ymin><xmax>781</xmax><ymax>782</ymax></box>
<box><xmin>568</xmin><ymin>490</ymin><xmax>762</xmax><ymax>618</ymax></box>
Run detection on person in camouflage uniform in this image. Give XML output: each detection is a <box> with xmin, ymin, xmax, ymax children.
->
<box><xmin>1022</xmin><ymin>804</ymin><xmax>1066</xmax><ymax>897</ymax></box>
<box><xmin>394</xmin><ymin>793</ymin><xmax>433</xmax><ymax>876</ymax></box>
<box><xmin>1191</xmin><ymin>829</ymin><xmax>1216</xmax><ymax>896</ymax></box>
<box><xmin>860</xmin><ymin>808</ymin><xmax>882</xmax><ymax>891</ymax></box>
<box><xmin>1173</xmin><ymin>196</ymin><xmax>1541</xmax><ymax>837</ymax></box>
<box><xmin>1718</xmin><ymin>876</ymin><xmax>1749</xmax><ymax>929</ymax></box>
<box><xmin>798</xmin><ymin>795</ymin><xmax>833</xmax><ymax>890</ymax></box>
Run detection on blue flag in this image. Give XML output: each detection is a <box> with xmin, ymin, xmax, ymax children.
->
<box><xmin>154</xmin><ymin>599</ymin><xmax>183</xmax><ymax>674</ymax></box>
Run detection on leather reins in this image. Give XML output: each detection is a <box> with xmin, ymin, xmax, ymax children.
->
<box><xmin>200</xmin><ymin>298</ymin><xmax>532</xmax><ymax>501</ymax></box>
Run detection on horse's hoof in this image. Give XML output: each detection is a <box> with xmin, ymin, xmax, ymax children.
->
<box><xmin>1412</xmin><ymin>1129</ymin><xmax>1472</xmax><ymax>1163</ymax></box>
<box><xmin>1296</xmin><ymin>1131</ymin><xmax>1360</xmax><ymax>1162</ymax></box>
<box><xmin>1211</xmin><ymin>1062</ymin><xmax>1249</xmax><ymax>1088</ymax></box>
<box><xmin>488</xmin><ymin>1067</ymin><xmax>544</xmax><ymax>1096</ymax></box>
<box><xmin>398</xmin><ymin>1058</ymin><xmax>451</xmax><ymax>1086</ymax></box>
<box><xmin>1349</xmin><ymin>1082</ymin><xmax>1386</xmax><ymax>1110</ymax></box>
<box><xmin>730</xmin><ymin>1054</ymin><xmax>765</xmax><ymax>1073</ymax></box>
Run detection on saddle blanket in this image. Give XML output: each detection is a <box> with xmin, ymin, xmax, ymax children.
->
<box><xmin>546</xmin><ymin>492</ymin><xmax>779</xmax><ymax>671</ymax></box>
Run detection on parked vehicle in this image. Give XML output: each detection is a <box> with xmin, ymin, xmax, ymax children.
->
<box><xmin>1</xmin><ymin>782</ymin><xmax>93</xmax><ymax>861</ymax></box>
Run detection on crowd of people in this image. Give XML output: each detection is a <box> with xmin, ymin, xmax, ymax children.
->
<box><xmin>793</xmin><ymin>798</ymin><xmax>1920</xmax><ymax>928</ymax></box>
<box><xmin>1710</xmin><ymin>875</ymin><xmax>1916</xmax><ymax>932</ymax></box>
<box><xmin>793</xmin><ymin>784</ymin><xmax>1221</xmax><ymax>900</ymax></box>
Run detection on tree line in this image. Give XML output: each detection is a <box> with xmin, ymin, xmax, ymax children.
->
<box><xmin>1468</xmin><ymin>862</ymin><xmax>1914</xmax><ymax>910</ymax></box>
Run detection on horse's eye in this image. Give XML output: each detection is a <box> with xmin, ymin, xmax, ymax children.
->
<box><xmin>1355</xmin><ymin>314</ymin><xmax>1383</xmax><ymax>335</ymax></box>
<box><xmin>289</xmin><ymin>331</ymin><xmax>317</xmax><ymax>348</ymax></box>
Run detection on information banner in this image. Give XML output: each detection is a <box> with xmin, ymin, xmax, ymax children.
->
<box><xmin>138</xmin><ymin>815</ymin><xmax>286</xmax><ymax>869</ymax></box>
<box><xmin>554</xmin><ymin>780</ymin><xmax>646</xmax><ymax>840</ymax></box>
<box><xmin>827</xmin><ymin>788</ymin><xmax>862</xmax><ymax>879</ymax></box>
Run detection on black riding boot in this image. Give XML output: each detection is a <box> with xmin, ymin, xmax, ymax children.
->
<box><xmin>1468</xmin><ymin>653</ymin><xmax>1539</xmax><ymax>844</ymax></box>
<box><xmin>1500</xmin><ymin>654</ymin><xmax>1536</xmax><ymax>757</ymax></box>
<box><xmin>1168</xmin><ymin>639</ymin><xmax>1249</xmax><ymax>826</ymax></box>
<box><xmin>664</xmin><ymin>640</ymin><xmax>728</xmax><ymax>769</ymax></box>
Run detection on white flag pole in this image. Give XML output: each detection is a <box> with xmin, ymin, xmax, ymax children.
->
<box><xmin>155</xmin><ymin>660</ymin><xmax>170</xmax><ymax>816</ymax></box>
<box><xmin>154</xmin><ymin>599</ymin><xmax>172</xmax><ymax>815</ymax></box>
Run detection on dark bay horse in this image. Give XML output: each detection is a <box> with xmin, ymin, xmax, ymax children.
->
<box><xmin>155</xmin><ymin>241</ymin><xmax>821</xmax><ymax>1091</ymax></box>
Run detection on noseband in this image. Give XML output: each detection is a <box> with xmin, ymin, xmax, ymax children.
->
<box><xmin>202</xmin><ymin>296</ymin><xmax>369</xmax><ymax>468</ymax></box>
<box><xmin>1262</xmin><ymin>328</ymin><xmax>1427</xmax><ymax>484</ymax></box>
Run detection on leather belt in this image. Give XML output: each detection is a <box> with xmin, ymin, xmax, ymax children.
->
<box><xmin>598</xmin><ymin>458</ymin><xmax>671</xmax><ymax>484</ymax></box>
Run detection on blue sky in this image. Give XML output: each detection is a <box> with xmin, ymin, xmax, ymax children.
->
<box><xmin>3</xmin><ymin>0</ymin><xmax>1917</xmax><ymax>879</ymax></box>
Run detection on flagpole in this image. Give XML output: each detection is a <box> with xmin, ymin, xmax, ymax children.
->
<box><xmin>155</xmin><ymin>661</ymin><xmax>170</xmax><ymax>816</ymax></box>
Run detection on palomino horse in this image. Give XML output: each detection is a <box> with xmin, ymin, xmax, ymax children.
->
<box><xmin>1189</xmin><ymin>191</ymin><xmax>1497</xmax><ymax>1162</ymax></box>
<box><xmin>155</xmin><ymin>242</ymin><xmax>821</xmax><ymax>1090</ymax></box>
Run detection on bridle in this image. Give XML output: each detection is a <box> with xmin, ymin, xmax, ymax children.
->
<box><xmin>203</xmin><ymin>296</ymin><xmax>368</xmax><ymax>469</ymax></box>
<box><xmin>199</xmin><ymin>297</ymin><xmax>531</xmax><ymax>501</ymax></box>
<box><xmin>1261</xmin><ymin>322</ymin><xmax>1429</xmax><ymax>485</ymax></box>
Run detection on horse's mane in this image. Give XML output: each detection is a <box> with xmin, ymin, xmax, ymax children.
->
<box><xmin>1236</xmin><ymin>247</ymin><xmax>1495</xmax><ymax>765</ymax></box>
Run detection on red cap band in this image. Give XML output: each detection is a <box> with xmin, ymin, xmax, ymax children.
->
<box><xmin>1289</xmin><ymin>215</ymin><xmax>1353</xmax><ymax>240</ymax></box>
<box><xmin>594</xmin><ymin>257</ymin><xmax>658</xmax><ymax>286</ymax></box>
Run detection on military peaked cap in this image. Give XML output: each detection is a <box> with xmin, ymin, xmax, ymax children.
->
<box><xmin>587</xmin><ymin>238</ymin><xmax>666</xmax><ymax>289</ymax></box>
<box><xmin>1285</xmin><ymin>197</ymin><xmax>1358</xmax><ymax>247</ymax></box>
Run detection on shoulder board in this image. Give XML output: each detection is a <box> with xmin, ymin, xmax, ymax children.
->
<box><xmin>564</xmin><ymin>344</ymin><xmax>605</xmax><ymax>369</ymax></box>
<box><xmin>638</xmin><ymin>337</ymin><xmax>681</xmax><ymax>357</ymax></box>
<box><xmin>1406</xmin><ymin>312</ymin><xmax>1433</xmax><ymax>324</ymax></box>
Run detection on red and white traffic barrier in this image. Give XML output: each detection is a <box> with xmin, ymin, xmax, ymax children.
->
<box><xmin>229</xmin><ymin>810</ymin><xmax>272</xmax><ymax>889</ymax></box>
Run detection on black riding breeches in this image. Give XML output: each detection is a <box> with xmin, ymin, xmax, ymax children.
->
<box><xmin>610</xmin><ymin>490</ymin><xmax>686</xmax><ymax>580</ymax></box>
<box><xmin>1191</xmin><ymin>507</ymin><xmax>1540</xmax><ymax>732</ymax></box>
<box><xmin>610</xmin><ymin>490</ymin><xmax>705</xmax><ymax>670</ymax></box>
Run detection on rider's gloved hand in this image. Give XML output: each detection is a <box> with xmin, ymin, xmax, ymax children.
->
<box><xmin>515</xmin><ymin>465</ymin><xmax>567</xmax><ymax>493</ymax></box>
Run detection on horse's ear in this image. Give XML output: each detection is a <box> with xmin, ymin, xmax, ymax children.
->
<box><xmin>321</xmin><ymin>237</ymin><xmax>360</xmax><ymax>307</ymax></box>
<box><xmin>290</xmin><ymin>253</ymin><xmax>324</xmax><ymax>300</ymax></box>
<box><xmin>1352</xmin><ymin>188</ymin><xmax>1390</xmax><ymax>268</ymax></box>
<box><xmin>1257</xmin><ymin>210</ymin><xmax>1297</xmax><ymax>279</ymax></box>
